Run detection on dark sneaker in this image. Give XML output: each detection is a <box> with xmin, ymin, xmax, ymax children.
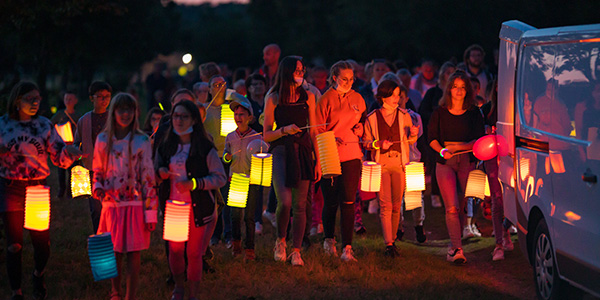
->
<box><xmin>203</xmin><ymin>246</ymin><xmax>214</xmax><ymax>261</ymax></box>
<box><xmin>395</xmin><ymin>229</ymin><xmax>404</xmax><ymax>241</ymax></box>
<box><xmin>355</xmin><ymin>226</ymin><xmax>366</xmax><ymax>235</ymax></box>
<box><xmin>232</xmin><ymin>240</ymin><xmax>242</xmax><ymax>257</ymax></box>
<box><xmin>166</xmin><ymin>274</ymin><xmax>175</xmax><ymax>285</ymax></box>
<box><xmin>446</xmin><ymin>248</ymin><xmax>467</xmax><ymax>264</ymax></box>
<box><xmin>32</xmin><ymin>273</ymin><xmax>47</xmax><ymax>300</ymax></box>
<box><xmin>415</xmin><ymin>225</ymin><xmax>427</xmax><ymax>243</ymax></box>
<box><xmin>384</xmin><ymin>245</ymin><xmax>397</xmax><ymax>258</ymax></box>
<box><xmin>202</xmin><ymin>258</ymin><xmax>215</xmax><ymax>273</ymax></box>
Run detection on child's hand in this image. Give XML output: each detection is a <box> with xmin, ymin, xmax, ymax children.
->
<box><xmin>382</xmin><ymin>140</ymin><xmax>393</xmax><ymax>150</ymax></box>
<box><xmin>93</xmin><ymin>188</ymin><xmax>105</xmax><ymax>200</ymax></box>
<box><xmin>224</xmin><ymin>152</ymin><xmax>233</xmax><ymax>162</ymax></box>
<box><xmin>146</xmin><ymin>223</ymin><xmax>156</xmax><ymax>232</ymax></box>
<box><xmin>410</xmin><ymin>125</ymin><xmax>419</xmax><ymax>137</ymax></box>
<box><xmin>66</xmin><ymin>145</ymin><xmax>83</xmax><ymax>158</ymax></box>
<box><xmin>175</xmin><ymin>180</ymin><xmax>194</xmax><ymax>193</ymax></box>
<box><xmin>158</xmin><ymin>168</ymin><xmax>170</xmax><ymax>180</ymax></box>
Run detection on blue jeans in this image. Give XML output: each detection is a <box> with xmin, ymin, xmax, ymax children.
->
<box><xmin>436</xmin><ymin>154</ymin><xmax>474</xmax><ymax>249</ymax></box>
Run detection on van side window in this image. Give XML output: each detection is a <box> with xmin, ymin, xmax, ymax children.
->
<box><xmin>555</xmin><ymin>41</ymin><xmax>600</xmax><ymax>160</ymax></box>
<box><xmin>517</xmin><ymin>44</ymin><xmax>555</xmax><ymax>130</ymax></box>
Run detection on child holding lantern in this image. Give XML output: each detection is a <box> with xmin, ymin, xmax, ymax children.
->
<box><xmin>0</xmin><ymin>81</ymin><xmax>81</xmax><ymax>300</ymax></box>
<box><xmin>92</xmin><ymin>93</ymin><xmax>158</xmax><ymax>300</ymax></box>
<box><xmin>363</xmin><ymin>80</ymin><xmax>419</xmax><ymax>257</ymax></box>
<box><xmin>155</xmin><ymin>100</ymin><xmax>226</xmax><ymax>300</ymax></box>
<box><xmin>223</xmin><ymin>98</ymin><xmax>263</xmax><ymax>260</ymax></box>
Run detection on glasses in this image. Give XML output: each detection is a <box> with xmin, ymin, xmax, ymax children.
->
<box><xmin>93</xmin><ymin>94</ymin><xmax>111</xmax><ymax>101</ymax></box>
<box><xmin>212</xmin><ymin>82</ymin><xmax>226</xmax><ymax>89</ymax></box>
<box><xmin>294</xmin><ymin>69</ymin><xmax>306</xmax><ymax>76</ymax></box>
<box><xmin>172</xmin><ymin>114</ymin><xmax>191</xmax><ymax>121</ymax></box>
<box><xmin>21</xmin><ymin>96</ymin><xmax>42</xmax><ymax>104</ymax></box>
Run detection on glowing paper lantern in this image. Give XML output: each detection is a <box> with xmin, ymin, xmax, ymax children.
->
<box><xmin>465</xmin><ymin>170</ymin><xmax>487</xmax><ymax>200</ymax></box>
<box><xmin>360</xmin><ymin>161</ymin><xmax>381</xmax><ymax>192</ymax></box>
<box><xmin>54</xmin><ymin>122</ymin><xmax>74</xmax><ymax>144</ymax></box>
<box><xmin>484</xmin><ymin>176</ymin><xmax>490</xmax><ymax>197</ymax></box>
<box><xmin>404</xmin><ymin>191</ymin><xmax>423</xmax><ymax>211</ymax></box>
<box><xmin>228</xmin><ymin>173</ymin><xmax>250</xmax><ymax>208</ymax></box>
<box><xmin>24</xmin><ymin>185</ymin><xmax>51</xmax><ymax>231</ymax></box>
<box><xmin>405</xmin><ymin>162</ymin><xmax>426</xmax><ymax>192</ymax></box>
<box><xmin>163</xmin><ymin>200</ymin><xmax>191</xmax><ymax>242</ymax></box>
<box><xmin>71</xmin><ymin>165</ymin><xmax>91</xmax><ymax>198</ymax></box>
<box><xmin>220</xmin><ymin>104</ymin><xmax>236</xmax><ymax>136</ymax></box>
<box><xmin>88</xmin><ymin>232</ymin><xmax>118</xmax><ymax>281</ymax></box>
<box><xmin>316</xmin><ymin>131</ymin><xmax>341</xmax><ymax>178</ymax></box>
<box><xmin>473</xmin><ymin>135</ymin><xmax>498</xmax><ymax>161</ymax></box>
<box><xmin>250</xmin><ymin>153</ymin><xmax>272</xmax><ymax>186</ymax></box>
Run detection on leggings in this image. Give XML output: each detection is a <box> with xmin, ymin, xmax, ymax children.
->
<box><xmin>321</xmin><ymin>159</ymin><xmax>361</xmax><ymax>247</ymax></box>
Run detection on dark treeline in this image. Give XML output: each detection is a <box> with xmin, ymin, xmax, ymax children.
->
<box><xmin>1</xmin><ymin>0</ymin><xmax>599</xmax><ymax>114</ymax></box>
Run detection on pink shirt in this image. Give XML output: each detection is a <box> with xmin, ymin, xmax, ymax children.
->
<box><xmin>316</xmin><ymin>88</ymin><xmax>366</xmax><ymax>162</ymax></box>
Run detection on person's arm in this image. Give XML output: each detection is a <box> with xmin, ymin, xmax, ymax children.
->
<box><xmin>362</xmin><ymin>115</ymin><xmax>377</xmax><ymax>150</ymax></box>
<box><xmin>46</xmin><ymin>119</ymin><xmax>77</xmax><ymax>169</ymax></box>
<box><xmin>92</xmin><ymin>134</ymin><xmax>107</xmax><ymax>200</ymax></box>
<box><xmin>314</xmin><ymin>93</ymin><xmax>329</xmax><ymax>135</ymax></box>
<box><xmin>307</xmin><ymin>93</ymin><xmax>322</xmax><ymax>182</ymax></box>
<box><xmin>198</xmin><ymin>148</ymin><xmax>228</xmax><ymax>190</ymax></box>
<box><xmin>428</xmin><ymin>109</ymin><xmax>452</xmax><ymax>159</ymax></box>
<box><xmin>139</xmin><ymin>137</ymin><xmax>158</xmax><ymax>225</ymax></box>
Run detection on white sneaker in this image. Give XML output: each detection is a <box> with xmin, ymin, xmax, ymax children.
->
<box><xmin>310</xmin><ymin>224</ymin><xmax>323</xmax><ymax>236</ymax></box>
<box><xmin>274</xmin><ymin>239</ymin><xmax>286</xmax><ymax>262</ymax></box>
<box><xmin>492</xmin><ymin>246</ymin><xmax>505</xmax><ymax>261</ymax></box>
<box><xmin>509</xmin><ymin>225</ymin><xmax>518</xmax><ymax>234</ymax></box>
<box><xmin>255</xmin><ymin>222</ymin><xmax>263</xmax><ymax>235</ymax></box>
<box><xmin>263</xmin><ymin>210</ymin><xmax>277</xmax><ymax>228</ymax></box>
<box><xmin>341</xmin><ymin>245</ymin><xmax>358</xmax><ymax>262</ymax></box>
<box><xmin>463</xmin><ymin>225</ymin><xmax>475</xmax><ymax>239</ymax></box>
<box><xmin>446</xmin><ymin>248</ymin><xmax>467</xmax><ymax>264</ymax></box>
<box><xmin>288</xmin><ymin>251</ymin><xmax>304</xmax><ymax>266</ymax></box>
<box><xmin>471</xmin><ymin>224</ymin><xmax>482</xmax><ymax>237</ymax></box>
<box><xmin>503</xmin><ymin>233</ymin><xmax>515</xmax><ymax>251</ymax></box>
<box><xmin>431</xmin><ymin>195</ymin><xmax>442</xmax><ymax>208</ymax></box>
<box><xmin>368</xmin><ymin>200</ymin><xmax>379</xmax><ymax>214</ymax></box>
<box><xmin>310</xmin><ymin>226</ymin><xmax>318</xmax><ymax>236</ymax></box>
<box><xmin>323</xmin><ymin>238</ymin><xmax>338</xmax><ymax>256</ymax></box>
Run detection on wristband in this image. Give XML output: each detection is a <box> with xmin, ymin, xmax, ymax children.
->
<box><xmin>191</xmin><ymin>178</ymin><xmax>197</xmax><ymax>191</ymax></box>
<box><xmin>440</xmin><ymin>148</ymin><xmax>448</xmax><ymax>158</ymax></box>
<box><xmin>223</xmin><ymin>154</ymin><xmax>232</xmax><ymax>163</ymax></box>
<box><xmin>372</xmin><ymin>140</ymin><xmax>380</xmax><ymax>150</ymax></box>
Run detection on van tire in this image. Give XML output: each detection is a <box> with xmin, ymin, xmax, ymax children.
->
<box><xmin>533</xmin><ymin>219</ymin><xmax>565</xmax><ymax>300</ymax></box>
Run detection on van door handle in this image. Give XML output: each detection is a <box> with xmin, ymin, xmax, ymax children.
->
<box><xmin>582</xmin><ymin>168</ymin><xmax>597</xmax><ymax>183</ymax></box>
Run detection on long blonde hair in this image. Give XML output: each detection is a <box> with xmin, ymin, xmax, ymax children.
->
<box><xmin>102</xmin><ymin>93</ymin><xmax>144</xmax><ymax>185</ymax></box>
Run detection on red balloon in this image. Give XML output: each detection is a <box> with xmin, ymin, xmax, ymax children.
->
<box><xmin>496</xmin><ymin>135</ymin><xmax>509</xmax><ymax>157</ymax></box>
<box><xmin>473</xmin><ymin>135</ymin><xmax>498</xmax><ymax>161</ymax></box>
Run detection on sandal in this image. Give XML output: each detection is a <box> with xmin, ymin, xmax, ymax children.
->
<box><xmin>110</xmin><ymin>291</ymin><xmax>121</xmax><ymax>300</ymax></box>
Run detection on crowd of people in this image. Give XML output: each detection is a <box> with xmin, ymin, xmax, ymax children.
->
<box><xmin>0</xmin><ymin>43</ymin><xmax>516</xmax><ymax>300</ymax></box>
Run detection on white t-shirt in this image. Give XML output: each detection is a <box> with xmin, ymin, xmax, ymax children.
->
<box><xmin>169</xmin><ymin>143</ymin><xmax>192</xmax><ymax>203</ymax></box>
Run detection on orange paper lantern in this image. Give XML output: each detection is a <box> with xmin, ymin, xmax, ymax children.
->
<box><xmin>316</xmin><ymin>131</ymin><xmax>341</xmax><ymax>178</ymax></box>
<box><xmin>360</xmin><ymin>161</ymin><xmax>381</xmax><ymax>192</ymax></box>
<box><xmin>404</xmin><ymin>191</ymin><xmax>423</xmax><ymax>211</ymax></box>
<box><xmin>163</xmin><ymin>200</ymin><xmax>190</xmax><ymax>242</ymax></box>
<box><xmin>54</xmin><ymin>122</ymin><xmax>74</xmax><ymax>144</ymax></box>
<box><xmin>24</xmin><ymin>185</ymin><xmax>51</xmax><ymax>231</ymax></box>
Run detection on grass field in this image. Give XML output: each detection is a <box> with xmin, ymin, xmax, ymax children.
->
<box><xmin>1</xmin><ymin>167</ymin><xmax>541</xmax><ymax>300</ymax></box>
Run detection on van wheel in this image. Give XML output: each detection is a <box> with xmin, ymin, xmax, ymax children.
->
<box><xmin>533</xmin><ymin>219</ymin><xmax>564</xmax><ymax>300</ymax></box>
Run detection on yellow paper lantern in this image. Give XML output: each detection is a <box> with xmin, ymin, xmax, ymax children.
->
<box><xmin>250</xmin><ymin>153</ymin><xmax>272</xmax><ymax>186</ymax></box>
<box><xmin>405</xmin><ymin>162</ymin><xmax>426</xmax><ymax>192</ymax></box>
<box><xmin>484</xmin><ymin>176</ymin><xmax>491</xmax><ymax>197</ymax></box>
<box><xmin>316</xmin><ymin>131</ymin><xmax>341</xmax><ymax>178</ymax></box>
<box><xmin>71</xmin><ymin>165</ymin><xmax>92</xmax><ymax>198</ymax></box>
<box><xmin>220</xmin><ymin>104</ymin><xmax>236</xmax><ymax>136</ymax></box>
<box><xmin>465</xmin><ymin>170</ymin><xmax>487</xmax><ymax>200</ymax></box>
<box><xmin>228</xmin><ymin>173</ymin><xmax>250</xmax><ymax>208</ymax></box>
<box><xmin>360</xmin><ymin>161</ymin><xmax>381</xmax><ymax>192</ymax></box>
<box><xmin>163</xmin><ymin>200</ymin><xmax>190</xmax><ymax>242</ymax></box>
<box><xmin>24</xmin><ymin>185</ymin><xmax>51</xmax><ymax>231</ymax></box>
<box><xmin>404</xmin><ymin>191</ymin><xmax>423</xmax><ymax>211</ymax></box>
<box><xmin>55</xmin><ymin>122</ymin><xmax>74</xmax><ymax>144</ymax></box>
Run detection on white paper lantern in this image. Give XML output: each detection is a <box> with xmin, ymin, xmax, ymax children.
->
<box><xmin>316</xmin><ymin>131</ymin><xmax>341</xmax><ymax>178</ymax></box>
<box><xmin>360</xmin><ymin>161</ymin><xmax>381</xmax><ymax>192</ymax></box>
<box><xmin>24</xmin><ymin>185</ymin><xmax>51</xmax><ymax>231</ymax></box>
<box><xmin>228</xmin><ymin>173</ymin><xmax>250</xmax><ymax>208</ymax></box>
<box><xmin>163</xmin><ymin>200</ymin><xmax>191</xmax><ymax>242</ymax></box>
<box><xmin>250</xmin><ymin>153</ymin><xmax>272</xmax><ymax>186</ymax></box>
<box><xmin>465</xmin><ymin>169</ymin><xmax>487</xmax><ymax>200</ymax></box>
<box><xmin>405</xmin><ymin>162</ymin><xmax>426</xmax><ymax>192</ymax></box>
<box><xmin>404</xmin><ymin>191</ymin><xmax>423</xmax><ymax>211</ymax></box>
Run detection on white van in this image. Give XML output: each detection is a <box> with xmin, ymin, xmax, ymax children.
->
<box><xmin>497</xmin><ymin>20</ymin><xmax>600</xmax><ymax>299</ymax></box>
